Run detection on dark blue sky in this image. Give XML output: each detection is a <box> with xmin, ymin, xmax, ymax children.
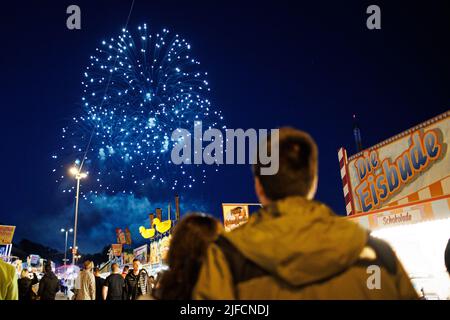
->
<box><xmin>1</xmin><ymin>0</ymin><xmax>449</xmax><ymax>253</ymax></box>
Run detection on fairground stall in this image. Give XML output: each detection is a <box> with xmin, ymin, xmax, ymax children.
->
<box><xmin>55</xmin><ymin>264</ymin><xmax>80</xmax><ymax>288</ymax></box>
<box><xmin>338</xmin><ymin>110</ymin><xmax>450</xmax><ymax>299</ymax></box>
<box><xmin>98</xmin><ymin>197</ymin><xmax>182</xmax><ymax>277</ymax></box>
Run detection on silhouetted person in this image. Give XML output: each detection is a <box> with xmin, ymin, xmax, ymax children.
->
<box><xmin>121</xmin><ymin>265</ymin><xmax>129</xmax><ymax>279</ymax></box>
<box><xmin>0</xmin><ymin>259</ymin><xmax>18</xmax><ymax>300</ymax></box>
<box><xmin>103</xmin><ymin>263</ymin><xmax>124</xmax><ymax>300</ymax></box>
<box><xmin>38</xmin><ymin>263</ymin><xmax>59</xmax><ymax>300</ymax></box>
<box><xmin>445</xmin><ymin>238</ymin><xmax>450</xmax><ymax>275</ymax></box>
<box><xmin>124</xmin><ymin>259</ymin><xmax>149</xmax><ymax>300</ymax></box>
<box><xmin>158</xmin><ymin>214</ymin><xmax>221</xmax><ymax>300</ymax></box>
<box><xmin>76</xmin><ymin>260</ymin><xmax>96</xmax><ymax>300</ymax></box>
<box><xmin>18</xmin><ymin>269</ymin><xmax>38</xmax><ymax>300</ymax></box>
<box><xmin>94</xmin><ymin>267</ymin><xmax>105</xmax><ymax>301</ymax></box>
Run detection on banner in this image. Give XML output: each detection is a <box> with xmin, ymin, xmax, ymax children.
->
<box><xmin>348</xmin><ymin>195</ymin><xmax>450</xmax><ymax>230</ymax></box>
<box><xmin>125</xmin><ymin>228</ymin><xmax>132</xmax><ymax>245</ymax></box>
<box><xmin>342</xmin><ymin>111</ymin><xmax>450</xmax><ymax>214</ymax></box>
<box><xmin>156</xmin><ymin>208</ymin><xmax>162</xmax><ymax>221</ymax></box>
<box><xmin>115</xmin><ymin>228</ymin><xmax>126</xmax><ymax>244</ymax></box>
<box><xmin>29</xmin><ymin>254</ymin><xmax>40</xmax><ymax>266</ymax></box>
<box><xmin>111</xmin><ymin>244</ymin><xmax>123</xmax><ymax>257</ymax></box>
<box><xmin>123</xmin><ymin>252</ymin><xmax>134</xmax><ymax>265</ymax></box>
<box><xmin>150</xmin><ymin>241</ymin><xmax>160</xmax><ymax>265</ymax></box>
<box><xmin>222</xmin><ymin>204</ymin><xmax>249</xmax><ymax>232</ymax></box>
<box><xmin>0</xmin><ymin>225</ymin><xmax>16</xmax><ymax>245</ymax></box>
<box><xmin>133</xmin><ymin>244</ymin><xmax>148</xmax><ymax>264</ymax></box>
<box><xmin>149</xmin><ymin>214</ymin><xmax>154</xmax><ymax>227</ymax></box>
<box><xmin>159</xmin><ymin>234</ymin><xmax>171</xmax><ymax>264</ymax></box>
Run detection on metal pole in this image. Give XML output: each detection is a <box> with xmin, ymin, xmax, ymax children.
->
<box><xmin>64</xmin><ymin>230</ymin><xmax>68</xmax><ymax>266</ymax></box>
<box><xmin>72</xmin><ymin>177</ymin><xmax>81</xmax><ymax>265</ymax></box>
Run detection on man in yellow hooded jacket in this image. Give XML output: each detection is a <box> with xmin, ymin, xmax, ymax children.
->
<box><xmin>193</xmin><ymin>128</ymin><xmax>418</xmax><ymax>300</ymax></box>
<box><xmin>0</xmin><ymin>259</ymin><xmax>18</xmax><ymax>300</ymax></box>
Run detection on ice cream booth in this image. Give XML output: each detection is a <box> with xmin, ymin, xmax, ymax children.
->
<box><xmin>338</xmin><ymin>110</ymin><xmax>450</xmax><ymax>299</ymax></box>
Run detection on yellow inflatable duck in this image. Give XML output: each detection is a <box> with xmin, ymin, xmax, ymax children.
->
<box><xmin>152</xmin><ymin>218</ymin><xmax>172</xmax><ymax>234</ymax></box>
<box><xmin>139</xmin><ymin>226</ymin><xmax>155</xmax><ymax>239</ymax></box>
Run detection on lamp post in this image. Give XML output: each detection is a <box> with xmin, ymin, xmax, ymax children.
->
<box><xmin>69</xmin><ymin>246</ymin><xmax>79</xmax><ymax>263</ymax></box>
<box><xmin>61</xmin><ymin>228</ymin><xmax>73</xmax><ymax>266</ymax></box>
<box><xmin>69</xmin><ymin>166</ymin><xmax>87</xmax><ymax>265</ymax></box>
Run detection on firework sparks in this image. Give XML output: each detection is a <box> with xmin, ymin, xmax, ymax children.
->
<box><xmin>53</xmin><ymin>24</ymin><xmax>224</xmax><ymax>198</ymax></box>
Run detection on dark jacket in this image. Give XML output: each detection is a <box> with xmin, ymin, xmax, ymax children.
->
<box><xmin>124</xmin><ymin>269</ymin><xmax>149</xmax><ymax>300</ymax></box>
<box><xmin>193</xmin><ymin>196</ymin><xmax>418</xmax><ymax>300</ymax></box>
<box><xmin>95</xmin><ymin>276</ymin><xmax>105</xmax><ymax>301</ymax></box>
<box><xmin>18</xmin><ymin>274</ymin><xmax>39</xmax><ymax>300</ymax></box>
<box><xmin>38</xmin><ymin>271</ymin><xmax>60</xmax><ymax>300</ymax></box>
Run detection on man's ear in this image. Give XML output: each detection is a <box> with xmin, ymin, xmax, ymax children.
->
<box><xmin>255</xmin><ymin>177</ymin><xmax>270</xmax><ymax>206</ymax></box>
<box><xmin>307</xmin><ymin>173</ymin><xmax>318</xmax><ymax>200</ymax></box>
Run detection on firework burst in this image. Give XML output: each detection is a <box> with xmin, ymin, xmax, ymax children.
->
<box><xmin>53</xmin><ymin>24</ymin><xmax>224</xmax><ymax>198</ymax></box>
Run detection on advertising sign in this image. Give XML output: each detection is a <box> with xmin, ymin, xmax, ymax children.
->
<box><xmin>159</xmin><ymin>235</ymin><xmax>171</xmax><ymax>264</ymax></box>
<box><xmin>341</xmin><ymin>111</ymin><xmax>450</xmax><ymax>215</ymax></box>
<box><xmin>123</xmin><ymin>252</ymin><xmax>134</xmax><ymax>265</ymax></box>
<box><xmin>111</xmin><ymin>244</ymin><xmax>123</xmax><ymax>257</ymax></box>
<box><xmin>125</xmin><ymin>228</ymin><xmax>132</xmax><ymax>245</ymax></box>
<box><xmin>29</xmin><ymin>254</ymin><xmax>40</xmax><ymax>266</ymax></box>
<box><xmin>222</xmin><ymin>204</ymin><xmax>250</xmax><ymax>232</ymax></box>
<box><xmin>149</xmin><ymin>214</ymin><xmax>155</xmax><ymax>227</ymax></box>
<box><xmin>116</xmin><ymin>228</ymin><xmax>126</xmax><ymax>244</ymax></box>
<box><xmin>133</xmin><ymin>244</ymin><xmax>148</xmax><ymax>264</ymax></box>
<box><xmin>0</xmin><ymin>225</ymin><xmax>16</xmax><ymax>245</ymax></box>
<box><xmin>150</xmin><ymin>241</ymin><xmax>160</xmax><ymax>265</ymax></box>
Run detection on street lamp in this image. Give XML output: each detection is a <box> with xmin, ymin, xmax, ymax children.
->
<box><xmin>61</xmin><ymin>228</ymin><xmax>73</xmax><ymax>266</ymax></box>
<box><xmin>69</xmin><ymin>166</ymin><xmax>87</xmax><ymax>265</ymax></box>
<box><xmin>70</xmin><ymin>249</ymin><xmax>81</xmax><ymax>264</ymax></box>
<box><xmin>69</xmin><ymin>246</ymin><xmax>79</xmax><ymax>263</ymax></box>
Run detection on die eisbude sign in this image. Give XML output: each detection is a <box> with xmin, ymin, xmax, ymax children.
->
<box><xmin>339</xmin><ymin>111</ymin><xmax>450</xmax><ymax>215</ymax></box>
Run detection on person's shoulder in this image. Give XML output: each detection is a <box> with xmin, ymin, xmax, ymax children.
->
<box><xmin>0</xmin><ymin>260</ymin><xmax>16</xmax><ymax>276</ymax></box>
<box><xmin>140</xmin><ymin>269</ymin><xmax>148</xmax><ymax>275</ymax></box>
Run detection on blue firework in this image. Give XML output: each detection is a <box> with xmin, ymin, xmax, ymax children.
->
<box><xmin>53</xmin><ymin>24</ymin><xmax>224</xmax><ymax>197</ymax></box>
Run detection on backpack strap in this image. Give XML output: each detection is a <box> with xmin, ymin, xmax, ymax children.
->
<box><xmin>215</xmin><ymin>236</ymin><xmax>270</xmax><ymax>286</ymax></box>
<box><xmin>355</xmin><ymin>235</ymin><xmax>398</xmax><ymax>275</ymax></box>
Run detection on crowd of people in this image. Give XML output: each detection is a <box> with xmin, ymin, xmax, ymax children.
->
<box><xmin>0</xmin><ymin>257</ymin><xmax>160</xmax><ymax>300</ymax></box>
<box><xmin>69</xmin><ymin>258</ymin><xmax>158</xmax><ymax>300</ymax></box>
<box><xmin>2</xmin><ymin>127</ymin><xmax>450</xmax><ymax>300</ymax></box>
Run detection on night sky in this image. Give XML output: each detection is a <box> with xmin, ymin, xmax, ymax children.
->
<box><xmin>1</xmin><ymin>0</ymin><xmax>449</xmax><ymax>254</ymax></box>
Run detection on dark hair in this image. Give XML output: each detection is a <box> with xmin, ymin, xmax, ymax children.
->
<box><xmin>133</xmin><ymin>258</ymin><xmax>139</xmax><ymax>263</ymax></box>
<box><xmin>445</xmin><ymin>238</ymin><xmax>450</xmax><ymax>274</ymax></box>
<box><xmin>94</xmin><ymin>267</ymin><xmax>100</xmax><ymax>273</ymax></box>
<box><xmin>253</xmin><ymin>127</ymin><xmax>318</xmax><ymax>200</ymax></box>
<box><xmin>111</xmin><ymin>263</ymin><xmax>119</xmax><ymax>272</ymax></box>
<box><xmin>44</xmin><ymin>264</ymin><xmax>52</xmax><ymax>274</ymax></box>
<box><xmin>158</xmin><ymin>214</ymin><xmax>220</xmax><ymax>300</ymax></box>
<box><xmin>123</xmin><ymin>265</ymin><xmax>129</xmax><ymax>271</ymax></box>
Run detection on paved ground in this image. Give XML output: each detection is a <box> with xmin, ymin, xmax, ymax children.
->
<box><xmin>55</xmin><ymin>291</ymin><xmax>71</xmax><ymax>300</ymax></box>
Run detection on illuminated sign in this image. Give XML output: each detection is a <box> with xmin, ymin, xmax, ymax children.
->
<box><xmin>339</xmin><ymin>111</ymin><xmax>450</xmax><ymax>215</ymax></box>
<box><xmin>354</xmin><ymin>130</ymin><xmax>443</xmax><ymax>212</ymax></box>
<box><xmin>0</xmin><ymin>225</ymin><xmax>16</xmax><ymax>245</ymax></box>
